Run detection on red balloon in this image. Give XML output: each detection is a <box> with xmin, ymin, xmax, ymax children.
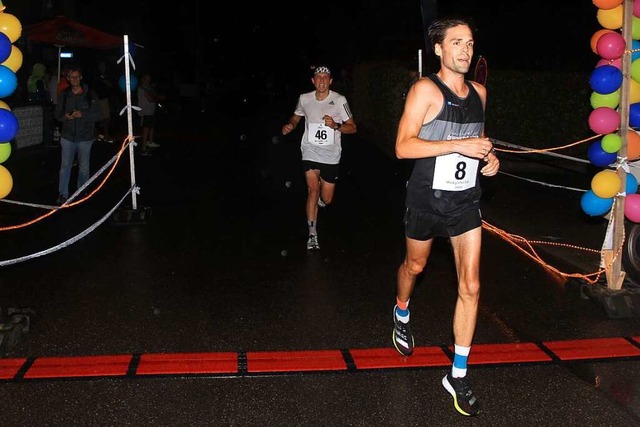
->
<box><xmin>596</xmin><ymin>31</ymin><xmax>626</xmax><ymax>60</ymax></box>
<box><xmin>597</xmin><ymin>57</ymin><xmax>622</xmax><ymax>70</ymax></box>
<box><xmin>591</xmin><ymin>29</ymin><xmax>614</xmax><ymax>54</ymax></box>
<box><xmin>625</xmin><ymin>193</ymin><xmax>640</xmax><ymax>222</ymax></box>
<box><xmin>589</xmin><ymin>107</ymin><xmax>620</xmax><ymax>134</ymax></box>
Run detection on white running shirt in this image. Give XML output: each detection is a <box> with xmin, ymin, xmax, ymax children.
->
<box><xmin>294</xmin><ymin>90</ymin><xmax>353</xmax><ymax>165</ymax></box>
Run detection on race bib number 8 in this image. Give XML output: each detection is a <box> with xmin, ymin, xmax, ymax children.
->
<box><xmin>432</xmin><ymin>153</ymin><xmax>479</xmax><ymax>191</ymax></box>
<box><xmin>309</xmin><ymin>123</ymin><xmax>335</xmax><ymax>146</ymax></box>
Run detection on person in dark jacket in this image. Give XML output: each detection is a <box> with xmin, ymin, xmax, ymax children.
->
<box><xmin>54</xmin><ymin>65</ymin><xmax>101</xmax><ymax>205</ymax></box>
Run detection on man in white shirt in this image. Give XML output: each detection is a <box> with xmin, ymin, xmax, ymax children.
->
<box><xmin>282</xmin><ymin>65</ymin><xmax>357</xmax><ymax>250</ymax></box>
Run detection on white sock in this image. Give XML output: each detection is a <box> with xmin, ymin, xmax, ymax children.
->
<box><xmin>307</xmin><ymin>220</ymin><xmax>317</xmax><ymax>236</ymax></box>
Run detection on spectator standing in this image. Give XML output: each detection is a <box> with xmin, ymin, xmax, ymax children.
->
<box><xmin>26</xmin><ymin>62</ymin><xmax>49</xmax><ymax>105</ymax></box>
<box><xmin>93</xmin><ymin>61</ymin><xmax>115</xmax><ymax>143</ymax></box>
<box><xmin>54</xmin><ymin>65</ymin><xmax>101</xmax><ymax>205</ymax></box>
<box><xmin>27</xmin><ymin>62</ymin><xmax>54</xmax><ymax>145</ymax></box>
<box><xmin>137</xmin><ymin>71</ymin><xmax>165</xmax><ymax>156</ymax></box>
<box><xmin>57</xmin><ymin>65</ymin><xmax>71</xmax><ymax>98</ymax></box>
<box><xmin>49</xmin><ymin>66</ymin><xmax>68</xmax><ymax>144</ymax></box>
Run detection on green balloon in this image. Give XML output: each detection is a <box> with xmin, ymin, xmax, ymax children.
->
<box><xmin>601</xmin><ymin>133</ymin><xmax>622</xmax><ymax>153</ymax></box>
<box><xmin>590</xmin><ymin>89</ymin><xmax>620</xmax><ymax>109</ymax></box>
<box><xmin>0</xmin><ymin>142</ymin><xmax>10</xmax><ymax>163</ymax></box>
<box><xmin>634</xmin><ymin>16</ymin><xmax>640</xmax><ymax>41</ymax></box>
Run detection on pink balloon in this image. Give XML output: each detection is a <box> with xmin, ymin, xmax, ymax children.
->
<box><xmin>635</xmin><ymin>0</ymin><xmax>640</xmax><ymax>17</ymax></box>
<box><xmin>597</xmin><ymin>57</ymin><xmax>622</xmax><ymax>69</ymax></box>
<box><xmin>625</xmin><ymin>193</ymin><xmax>640</xmax><ymax>222</ymax></box>
<box><xmin>589</xmin><ymin>106</ymin><xmax>621</xmax><ymax>134</ymax></box>
<box><xmin>596</xmin><ymin>31</ymin><xmax>626</xmax><ymax>60</ymax></box>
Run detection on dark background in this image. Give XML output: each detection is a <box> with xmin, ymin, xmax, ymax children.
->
<box><xmin>14</xmin><ymin>0</ymin><xmax>603</xmax><ymax>94</ymax></box>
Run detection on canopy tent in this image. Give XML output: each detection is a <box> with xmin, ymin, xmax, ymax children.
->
<box><xmin>24</xmin><ymin>15</ymin><xmax>124</xmax><ymax>83</ymax></box>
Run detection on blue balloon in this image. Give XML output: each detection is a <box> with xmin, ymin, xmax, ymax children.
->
<box><xmin>581</xmin><ymin>190</ymin><xmax>614</xmax><ymax>216</ymax></box>
<box><xmin>627</xmin><ymin>173</ymin><xmax>639</xmax><ymax>194</ymax></box>
<box><xmin>588</xmin><ymin>141</ymin><xmax>617</xmax><ymax>167</ymax></box>
<box><xmin>633</xmin><ymin>40</ymin><xmax>640</xmax><ymax>62</ymax></box>
<box><xmin>118</xmin><ymin>74</ymin><xmax>138</xmax><ymax>93</ymax></box>
<box><xmin>590</xmin><ymin>65</ymin><xmax>623</xmax><ymax>94</ymax></box>
<box><xmin>0</xmin><ymin>32</ymin><xmax>11</xmax><ymax>64</ymax></box>
<box><xmin>0</xmin><ymin>65</ymin><xmax>17</xmax><ymax>98</ymax></box>
<box><xmin>0</xmin><ymin>108</ymin><xmax>19</xmax><ymax>141</ymax></box>
<box><xmin>631</xmin><ymin>103</ymin><xmax>640</xmax><ymax>128</ymax></box>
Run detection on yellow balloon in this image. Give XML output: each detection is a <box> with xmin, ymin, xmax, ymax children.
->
<box><xmin>592</xmin><ymin>169</ymin><xmax>621</xmax><ymax>198</ymax></box>
<box><xmin>0</xmin><ymin>13</ymin><xmax>21</xmax><ymax>43</ymax></box>
<box><xmin>0</xmin><ymin>142</ymin><xmax>10</xmax><ymax>163</ymax></box>
<box><xmin>2</xmin><ymin>45</ymin><xmax>22</xmax><ymax>72</ymax></box>
<box><xmin>597</xmin><ymin>5</ymin><xmax>624</xmax><ymax>30</ymax></box>
<box><xmin>0</xmin><ymin>100</ymin><xmax>9</xmax><ymax>111</ymax></box>
<box><xmin>630</xmin><ymin>79</ymin><xmax>640</xmax><ymax>104</ymax></box>
<box><xmin>0</xmin><ymin>164</ymin><xmax>12</xmax><ymax>198</ymax></box>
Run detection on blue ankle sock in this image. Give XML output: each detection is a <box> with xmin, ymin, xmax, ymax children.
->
<box><xmin>395</xmin><ymin>306</ymin><xmax>409</xmax><ymax>317</ymax></box>
<box><xmin>452</xmin><ymin>344</ymin><xmax>471</xmax><ymax>378</ymax></box>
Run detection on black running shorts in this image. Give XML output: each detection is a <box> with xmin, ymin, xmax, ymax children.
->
<box><xmin>404</xmin><ymin>207</ymin><xmax>482</xmax><ymax>241</ymax></box>
<box><xmin>302</xmin><ymin>160</ymin><xmax>339</xmax><ymax>184</ymax></box>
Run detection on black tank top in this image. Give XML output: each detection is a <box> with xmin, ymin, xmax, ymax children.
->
<box><xmin>405</xmin><ymin>74</ymin><xmax>485</xmax><ymax>216</ymax></box>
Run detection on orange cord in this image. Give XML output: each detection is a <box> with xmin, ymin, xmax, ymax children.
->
<box><xmin>0</xmin><ymin>135</ymin><xmax>134</xmax><ymax>231</ymax></box>
<box><xmin>482</xmin><ymin>220</ymin><xmax>605</xmax><ymax>285</ymax></box>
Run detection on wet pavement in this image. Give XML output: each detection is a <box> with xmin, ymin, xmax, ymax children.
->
<box><xmin>0</xmin><ymin>104</ymin><xmax>639</xmax><ymax>426</ymax></box>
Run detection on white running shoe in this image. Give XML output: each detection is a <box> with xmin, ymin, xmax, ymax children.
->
<box><xmin>306</xmin><ymin>234</ymin><xmax>320</xmax><ymax>250</ymax></box>
<box><xmin>318</xmin><ymin>197</ymin><xmax>326</xmax><ymax>208</ymax></box>
<box><xmin>148</xmin><ymin>141</ymin><xmax>160</xmax><ymax>148</ymax></box>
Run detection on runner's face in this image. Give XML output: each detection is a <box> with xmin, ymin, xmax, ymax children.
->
<box><xmin>438</xmin><ymin>24</ymin><xmax>474</xmax><ymax>75</ymax></box>
<box><xmin>312</xmin><ymin>72</ymin><xmax>331</xmax><ymax>93</ymax></box>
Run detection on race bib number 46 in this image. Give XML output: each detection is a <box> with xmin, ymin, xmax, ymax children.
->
<box><xmin>309</xmin><ymin>123</ymin><xmax>335</xmax><ymax>146</ymax></box>
<box><xmin>432</xmin><ymin>153</ymin><xmax>479</xmax><ymax>191</ymax></box>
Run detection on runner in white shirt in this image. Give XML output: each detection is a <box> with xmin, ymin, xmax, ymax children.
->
<box><xmin>282</xmin><ymin>65</ymin><xmax>357</xmax><ymax>250</ymax></box>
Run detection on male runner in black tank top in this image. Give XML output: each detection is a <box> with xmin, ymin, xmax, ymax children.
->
<box><xmin>390</xmin><ymin>16</ymin><xmax>500</xmax><ymax>417</ymax></box>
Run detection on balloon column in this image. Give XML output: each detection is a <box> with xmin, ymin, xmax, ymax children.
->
<box><xmin>584</xmin><ymin>0</ymin><xmax>640</xmax><ymax>222</ymax></box>
<box><xmin>0</xmin><ymin>3</ymin><xmax>20</xmax><ymax>200</ymax></box>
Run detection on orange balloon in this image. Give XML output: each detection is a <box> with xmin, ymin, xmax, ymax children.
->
<box><xmin>591</xmin><ymin>29</ymin><xmax>614</xmax><ymax>54</ymax></box>
<box><xmin>0</xmin><ymin>100</ymin><xmax>10</xmax><ymax>111</ymax></box>
<box><xmin>2</xmin><ymin>45</ymin><xmax>22</xmax><ymax>73</ymax></box>
<box><xmin>597</xmin><ymin>5</ymin><xmax>624</xmax><ymax>30</ymax></box>
<box><xmin>628</xmin><ymin>130</ymin><xmax>640</xmax><ymax>161</ymax></box>
<box><xmin>593</xmin><ymin>0</ymin><xmax>623</xmax><ymax>10</ymax></box>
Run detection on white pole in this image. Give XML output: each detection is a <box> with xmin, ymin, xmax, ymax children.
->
<box><xmin>56</xmin><ymin>45</ymin><xmax>61</xmax><ymax>84</ymax></box>
<box><xmin>123</xmin><ymin>35</ymin><xmax>138</xmax><ymax>210</ymax></box>
<box><xmin>418</xmin><ymin>49</ymin><xmax>422</xmax><ymax>77</ymax></box>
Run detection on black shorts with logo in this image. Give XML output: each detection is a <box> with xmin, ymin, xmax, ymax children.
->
<box><xmin>302</xmin><ymin>160</ymin><xmax>339</xmax><ymax>184</ymax></box>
